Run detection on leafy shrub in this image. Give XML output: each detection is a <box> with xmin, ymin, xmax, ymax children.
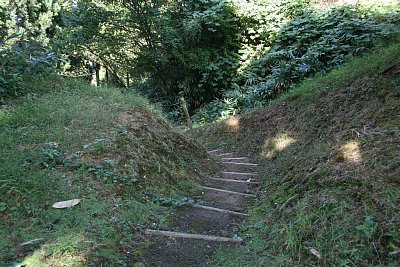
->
<box><xmin>192</xmin><ymin>5</ymin><xmax>399</xmax><ymax>123</ymax></box>
<box><xmin>192</xmin><ymin>85</ymin><xmax>264</xmax><ymax>123</ymax></box>
<box><xmin>0</xmin><ymin>38</ymin><xmax>61</xmax><ymax>97</ymax></box>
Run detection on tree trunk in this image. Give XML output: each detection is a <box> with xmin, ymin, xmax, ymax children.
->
<box><xmin>95</xmin><ymin>63</ymin><xmax>100</xmax><ymax>86</ymax></box>
<box><xmin>89</xmin><ymin>59</ymin><xmax>97</xmax><ymax>86</ymax></box>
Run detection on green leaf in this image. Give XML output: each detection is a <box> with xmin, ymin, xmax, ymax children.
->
<box><xmin>0</xmin><ymin>202</ymin><xmax>7</xmax><ymax>212</ymax></box>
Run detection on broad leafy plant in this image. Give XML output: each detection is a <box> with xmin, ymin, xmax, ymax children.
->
<box><xmin>192</xmin><ymin>4</ymin><xmax>399</xmax><ymax>123</ymax></box>
<box><xmin>0</xmin><ymin>38</ymin><xmax>61</xmax><ymax>97</ymax></box>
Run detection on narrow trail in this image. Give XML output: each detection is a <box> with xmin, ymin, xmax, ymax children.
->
<box><xmin>143</xmin><ymin>149</ymin><xmax>259</xmax><ymax>266</ymax></box>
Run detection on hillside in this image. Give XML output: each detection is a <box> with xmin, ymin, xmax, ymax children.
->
<box><xmin>0</xmin><ymin>78</ymin><xmax>212</xmax><ymax>266</ymax></box>
<box><xmin>2</xmin><ymin>0</ymin><xmax>400</xmax><ymax>265</ymax></box>
<box><xmin>193</xmin><ymin>45</ymin><xmax>400</xmax><ymax>266</ymax></box>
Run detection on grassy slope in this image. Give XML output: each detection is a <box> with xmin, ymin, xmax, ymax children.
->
<box><xmin>194</xmin><ymin>44</ymin><xmax>400</xmax><ymax>266</ymax></box>
<box><xmin>0</xmin><ymin>78</ymin><xmax>211</xmax><ymax>266</ymax></box>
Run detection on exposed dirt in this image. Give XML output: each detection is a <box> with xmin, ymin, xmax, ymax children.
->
<box><xmin>202</xmin><ymin>179</ymin><xmax>254</xmax><ymax>193</ymax></box>
<box><xmin>142</xmin><ymin>151</ymin><xmax>259</xmax><ymax>266</ymax></box>
<box><xmin>200</xmin><ymin>190</ymin><xmax>251</xmax><ymax>213</ymax></box>
<box><xmin>143</xmin><ymin>238</ymin><xmax>231</xmax><ymax>267</ymax></box>
<box><xmin>171</xmin><ymin>207</ymin><xmax>243</xmax><ymax>235</ymax></box>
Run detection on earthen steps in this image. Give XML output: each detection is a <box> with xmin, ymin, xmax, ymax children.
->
<box><xmin>144</xmin><ymin>149</ymin><xmax>259</xmax><ymax>266</ymax></box>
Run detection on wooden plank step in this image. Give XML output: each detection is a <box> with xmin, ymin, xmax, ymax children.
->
<box><xmin>216</xmin><ymin>152</ymin><xmax>235</xmax><ymax>157</ymax></box>
<box><xmin>222</xmin><ymin>171</ymin><xmax>258</xmax><ymax>176</ymax></box>
<box><xmin>221</xmin><ymin>157</ymin><xmax>248</xmax><ymax>161</ymax></box>
<box><xmin>144</xmin><ymin>229</ymin><xmax>243</xmax><ymax>243</ymax></box>
<box><xmin>199</xmin><ymin>186</ymin><xmax>255</xmax><ymax>197</ymax></box>
<box><xmin>190</xmin><ymin>204</ymin><xmax>249</xmax><ymax>217</ymax></box>
<box><xmin>210</xmin><ymin>178</ymin><xmax>258</xmax><ymax>184</ymax></box>
<box><xmin>222</xmin><ymin>162</ymin><xmax>258</xmax><ymax>166</ymax></box>
<box><xmin>207</xmin><ymin>149</ymin><xmax>222</xmax><ymax>154</ymax></box>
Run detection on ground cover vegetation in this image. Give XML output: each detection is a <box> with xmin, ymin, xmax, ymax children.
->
<box><xmin>193</xmin><ymin>45</ymin><xmax>400</xmax><ymax>266</ymax></box>
<box><xmin>0</xmin><ymin>77</ymin><xmax>212</xmax><ymax>265</ymax></box>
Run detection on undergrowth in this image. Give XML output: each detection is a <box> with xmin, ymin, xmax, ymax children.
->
<box><xmin>192</xmin><ymin>1</ymin><xmax>400</xmax><ymax>123</ymax></box>
<box><xmin>194</xmin><ymin>44</ymin><xmax>400</xmax><ymax>266</ymax></box>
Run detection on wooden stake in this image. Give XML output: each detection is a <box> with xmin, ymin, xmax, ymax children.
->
<box><xmin>180</xmin><ymin>96</ymin><xmax>193</xmax><ymax>130</ymax></box>
<box><xmin>191</xmin><ymin>204</ymin><xmax>249</xmax><ymax>216</ymax></box>
<box><xmin>222</xmin><ymin>162</ymin><xmax>258</xmax><ymax>166</ymax></box>
<box><xmin>144</xmin><ymin>229</ymin><xmax>243</xmax><ymax>243</ymax></box>
<box><xmin>207</xmin><ymin>149</ymin><xmax>222</xmax><ymax>154</ymax></box>
<box><xmin>221</xmin><ymin>157</ymin><xmax>248</xmax><ymax>160</ymax></box>
<box><xmin>199</xmin><ymin>186</ymin><xmax>255</xmax><ymax>197</ymax></box>
<box><xmin>217</xmin><ymin>153</ymin><xmax>235</xmax><ymax>157</ymax></box>
<box><xmin>222</xmin><ymin>171</ymin><xmax>258</xmax><ymax>176</ymax></box>
<box><xmin>210</xmin><ymin>178</ymin><xmax>258</xmax><ymax>184</ymax></box>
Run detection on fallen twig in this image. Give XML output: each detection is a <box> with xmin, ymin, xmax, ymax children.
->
<box><xmin>278</xmin><ymin>194</ymin><xmax>299</xmax><ymax>213</ymax></box>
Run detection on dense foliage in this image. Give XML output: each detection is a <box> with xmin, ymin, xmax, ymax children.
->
<box><xmin>0</xmin><ymin>0</ymin><xmax>399</xmax><ymax>121</ymax></box>
<box><xmin>0</xmin><ymin>39</ymin><xmax>60</xmax><ymax>97</ymax></box>
<box><xmin>0</xmin><ymin>0</ymin><xmax>63</xmax><ymax>44</ymax></box>
<box><xmin>0</xmin><ymin>0</ymin><xmax>64</xmax><ymax>97</ymax></box>
<box><xmin>192</xmin><ymin>3</ymin><xmax>400</xmax><ymax>122</ymax></box>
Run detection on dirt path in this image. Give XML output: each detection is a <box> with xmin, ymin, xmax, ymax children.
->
<box><xmin>142</xmin><ymin>149</ymin><xmax>259</xmax><ymax>266</ymax></box>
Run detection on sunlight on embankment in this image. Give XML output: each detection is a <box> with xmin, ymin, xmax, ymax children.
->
<box><xmin>261</xmin><ymin>133</ymin><xmax>297</xmax><ymax>159</ymax></box>
<box><xmin>17</xmin><ymin>233</ymin><xmax>87</xmax><ymax>267</ymax></box>
<box><xmin>340</xmin><ymin>140</ymin><xmax>362</xmax><ymax>164</ymax></box>
<box><xmin>225</xmin><ymin>116</ymin><xmax>240</xmax><ymax>130</ymax></box>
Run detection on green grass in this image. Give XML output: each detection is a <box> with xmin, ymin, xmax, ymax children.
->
<box><xmin>0</xmin><ymin>77</ymin><xmax>210</xmax><ymax>266</ymax></box>
<box><xmin>194</xmin><ymin>45</ymin><xmax>400</xmax><ymax>266</ymax></box>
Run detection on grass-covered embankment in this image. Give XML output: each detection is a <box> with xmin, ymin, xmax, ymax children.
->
<box><xmin>0</xmin><ymin>77</ymin><xmax>211</xmax><ymax>266</ymax></box>
<box><xmin>194</xmin><ymin>44</ymin><xmax>400</xmax><ymax>266</ymax></box>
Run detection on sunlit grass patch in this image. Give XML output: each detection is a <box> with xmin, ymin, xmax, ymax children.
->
<box><xmin>18</xmin><ymin>233</ymin><xmax>87</xmax><ymax>267</ymax></box>
<box><xmin>340</xmin><ymin>140</ymin><xmax>362</xmax><ymax>164</ymax></box>
<box><xmin>261</xmin><ymin>133</ymin><xmax>297</xmax><ymax>159</ymax></box>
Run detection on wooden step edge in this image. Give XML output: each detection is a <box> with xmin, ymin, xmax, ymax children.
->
<box><xmin>144</xmin><ymin>229</ymin><xmax>243</xmax><ymax>243</ymax></box>
<box><xmin>221</xmin><ymin>157</ymin><xmax>249</xmax><ymax>160</ymax></box>
<box><xmin>222</xmin><ymin>162</ymin><xmax>258</xmax><ymax>166</ymax></box>
<box><xmin>210</xmin><ymin>178</ymin><xmax>259</xmax><ymax>184</ymax></box>
<box><xmin>216</xmin><ymin>152</ymin><xmax>235</xmax><ymax>157</ymax></box>
<box><xmin>190</xmin><ymin>204</ymin><xmax>249</xmax><ymax>217</ymax></box>
<box><xmin>222</xmin><ymin>171</ymin><xmax>258</xmax><ymax>176</ymax></box>
<box><xmin>207</xmin><ymin>149</ymin><xmax>222</xmax><ymax>154</ymax></box>
<box><xmin>199</xmin><ymin>186</ymin><xmax>256</xmax><ymax>197</ymax></box>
